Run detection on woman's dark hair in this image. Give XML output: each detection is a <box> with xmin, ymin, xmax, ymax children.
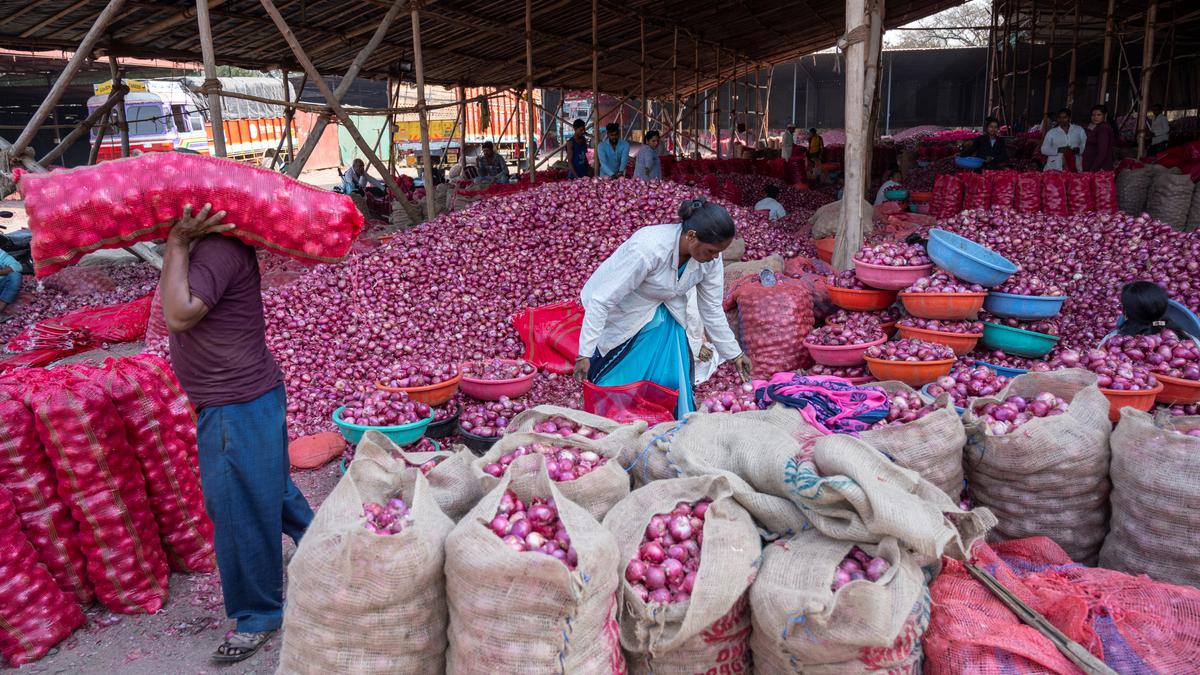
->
<box><xmin>1118</xmin><ymin>281</ymin><xmax>1184</xmax><ymax>335</ymax></box>
<box><xmin>764</xmin><ymin>184</ymin><xmax>780</xmax><ymax>199</ymax></box>
<box><xmin>644</xmin><ymin>130</ymin><xmax>660</xmax><ymax>142</ymax></box>
<box><xmin>678</xmin><ymin>199</ymin><xmax>736</xmax><ymax>244</ymax></box>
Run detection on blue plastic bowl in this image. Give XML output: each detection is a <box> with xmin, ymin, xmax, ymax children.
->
<box><xmin>332</xmin><ymin>406</ymin><xmax>433</xmax><ymax>445</ymax></box>
<box><xmin>955</xmin><ymin>156</ymin><xmax>985</xmax><ymax>170</ymax></box>
<box><xmin>919</xmin><ymin>382</ymin><xmax>965</xmax><ymax>415</ymax></box>
<box><xmin>984</xmin><ymin>292</ymin><xmax>1068</xmax><ymax>321</ymax></box>
<box><xmin>927</xmin><ymin>228</ymin><xmax>1018</xmax><ymax>287</ymax></box>
<box><xmin>978</xmin><ymin>361</ymin><xmax>1029</xmax><ymax>378</ymax></box>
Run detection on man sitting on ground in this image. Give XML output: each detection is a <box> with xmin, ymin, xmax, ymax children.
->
<box><xmin>754</xmin><ymin>185</ymin><xmax>787</xmax><ymax>221</ymax></box>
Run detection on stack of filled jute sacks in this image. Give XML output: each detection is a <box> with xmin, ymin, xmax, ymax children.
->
<box><xmin>0</xmin><ymin>355</ymin><xmax>213</xmax><ymax>666</ymax></box>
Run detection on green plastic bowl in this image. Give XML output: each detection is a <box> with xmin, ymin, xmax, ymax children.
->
<box><xmin>884</xmin><ymin>188</ymin><xmax>909</xmax><ymax>201</ymax></box>
<box><xmin>980</xmin><ymin>322</ymin><xmax>1060</xmax><ymax>358</ymax></box>
<box><xmin>332</xmin><ymin>406</ymin><xmax>433</xmax><ymax>445</ymax></box>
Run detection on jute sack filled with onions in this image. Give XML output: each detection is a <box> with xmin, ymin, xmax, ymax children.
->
<box><xmin>506</xmin><ymin>404</ymin><xmax>648</xmax><ymax>468</ymax></box>
<box><xmin>603</xmin><ymin>475</ymin><xmax>759</xmax><ymax>674</ymax></box>
<box><xmin>445</xmin><ymin>454</ymin><xmax>624</xmax><ymax>674</ymax></box>
<box><xmin>630</xmin><ymin>411</ymin><xmax>807</xmax><ymax>538</ymax></box>
<box><xmin>859</xmin><ymin>381</ymin><xmax>965</xmax><ymax>499</ymax></box>
<box><xmin>750</xmin><ymin>529</ymin><xmax>929</xmax><ymax>673</ymax></box>
<box><xmin>370</xmin><ymin>434</ymin><xmax>482</xmax><ymax>521</ymax></box>
<box><xmin>961</xmin><ymin>369</ymin><xmax>1111</xmax><ymax>564</ymax></box>
<box><xmin>280</xmin><ymin>432</ymin><xmax>454</xmax><ymax>674</ymax></box>
<box><xmin>1100</xmin><ymin>410</ymin><xmax>1200</xmax><ymax>587</ymax></box>
<box><xmin>472</xmin><ymin>431</ymin><xmax>630</xmax><ymax>521</ymax></box>
<box><xmin>795</xmin><ymin>434</ymin><xmax>996</xmax><ymax>564</ymax></box>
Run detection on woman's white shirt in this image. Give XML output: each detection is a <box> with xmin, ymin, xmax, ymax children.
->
<box><xmin>579</xmin><ymin>223</ymin><xmax>740</xmax><ymax>361</ymax></box>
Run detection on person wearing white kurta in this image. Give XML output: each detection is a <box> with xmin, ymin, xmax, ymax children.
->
<box><xmin>575</xmin><ymin>200</ymin><xmax>752</xmax><ymax>418</ymax></box>
<box><xmin>1040</xmin><ymin>109</ymin><xmax>1086</xmax><ymax>171</ymax></box>
<box><xmin>754</xmin><ymin>184</ymin><xmax>787</xmax><ymax>221</ymax></box>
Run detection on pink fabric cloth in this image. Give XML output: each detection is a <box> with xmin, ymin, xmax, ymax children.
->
<box><xmin>753</xmin><ymin>373</ymin><xmax>889</xmax><ymax>435</ymax></box>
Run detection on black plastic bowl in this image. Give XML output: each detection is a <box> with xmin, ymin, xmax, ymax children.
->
<box><xmin>426</xmin><ymin>402</ymin><xmax>462</xmax><ymax>439</ymax></box>
<box><xmin>457</xmin><ymin>425</ymin><xmax>499</xmax><ymax>455</ymax></box>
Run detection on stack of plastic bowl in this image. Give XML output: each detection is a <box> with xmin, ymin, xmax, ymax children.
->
<box><xmin>979</xmin><ymin>276</ymin><xmax>1068</xmax><ymax>361</ymax></box>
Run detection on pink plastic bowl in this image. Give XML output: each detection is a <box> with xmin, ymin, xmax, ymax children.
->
<box><xmin>852</xmin><ymin>260</ymin><xmax>934</xmax><ymax>291</ymax></box>
<box><xmin>803</xmin><ymin>336</ymin><xmax>887</xmax><ymax>367</ymax></box>
<box><xmin>458</xmin><ymin>360</ymin><xmax>536</xmax><ymax>401</ymax></box>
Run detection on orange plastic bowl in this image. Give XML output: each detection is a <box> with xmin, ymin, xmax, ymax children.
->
<box><xmin>896</xmin><ymin>325</ymin><xmax>982</xmax><ymax>356</ymax></box>
<box><xmin>909</xmin><ymin>191</ymin><xmax>933</xmax><ymax>203</ymax></box>
<box><xmin>864</xmin><ymin>356</ymin><xmax>955</xmax><ymax>387</ymax></box>
<box><xmin>853</xmin><ymin>260</ymin><xmax>934</xmax><ymax>291</ymax></box>
<box><xmin>827</xmin><ymin>286</ymin><xmax>898</xmax><ymax>312</ymax></box>
<box><xmin>376</xmin><ymin>371</ymin><xmax>463</xmax><ymax>406</ymax></box>
<box><xmin>1100</xmin><ymin>383</ymin><xmax>1163</xmax><ymax>422</ymax></box>
<box><xmin>1153</xmin><ymin>374</ymin><xmax>1200</xmax><ymax>405</ymax></box>
<box><xmin>899</xmin><ymin>292</ymin><xmax>988</xmax><ymax>321</ymax></box>
<box><xmin>880</xmin><ymin>320</ymin><xmax>898</xmax><ymax>338</ymax></box>
<box><xmin>804</xmin><ymin>336</ymin><xmax>887</xmax><ymax>367</ymax></box>
<box><xmin>814</xmin><ymin>237</ymin><xmax>835</xmax><ymax>263</ymax></box>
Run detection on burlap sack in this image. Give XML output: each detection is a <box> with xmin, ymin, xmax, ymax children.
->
<box><xmin>859</xmin><ymin>381</ymin><xmax>965</xmax><ymax>499</ymax></box>
<box><xmin>721</xmin><ymin>237</ymin><xmax>746</xmax><ymax>263</ymax></box>
<box><xmin>750</xmin><ymin>530</ymin><xmax>929</xmax><ymax>673</ymax></box>
<box><xmin>798</xmin><ymin>434</ymin><xmax>995</xmax><ymax>564</ymax></box>
<box><xmin>1186</xmin><ymin>183</ymin><xmax>1200</xmax><ymax>231</ymax></box>
<box><xmin>471</xmin><ymin>431</ymin><xmax>630</xmax><ymax>521</ymax></box>
<box><xmin>1115</xmin><ymin>166</ymin><xmax>1153</xmax><ymax>214</ymax></box>
<box><xmin>369</xmin><ymin>434</ymin><xmax>482</xmax><ymax>521</ymax></box>
<box><xmin>1100</xmin><ymin>410</ymin><xmax>1200</xmax><ymax>587</ymax></box>
<box><xmin>732</xmin><ymin>404</ymin><xmax>827</xmax><ymax>460</ymax></box>
<box><xmin>506</xmin><ymin>404</ymin><xmax>647</xmax><ymax>468</ymax></box>
<box><xmin>630</xmin><ymin>412</ymin><xmax>808</xmax><ymax>538</ymax></box>
<box><xmin>1146</xmin><ymin>171</ymin><xmax>1195</xmax><ymax>229</ymax></box>
<box><xmin>602</xmin><ymin>476</ymin><xmax>759</xmax><ymax>674</ymax></box>
<box><xmin>810</xmin><ymin>199</ymin><xmax>875</xmax><ymax>239</ymax></box>
<box><xmin>722</xmin><ymin>254</ymin><xmax>784</xmax><ymax>290</ymax></box>
<box><xmin>961</xmin><ymin>369</ymin><xmax>1111</xmax><ymax>564</ymax></box>
<box><xmin>280</xmin><ymin>433</ymin><xmax>454</xmax><ymax>674</ymax></box>
<box><xmin>445</xmin><ymin>455</ymin><xmax>624</xmax><ymax>674</ymax></box>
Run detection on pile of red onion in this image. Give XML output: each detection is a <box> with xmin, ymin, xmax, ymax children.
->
<box><xmin>806</xmin><ymin>317</ymin><xmax>885</xmax><ymax>346</ymax></box>
<box><xmin>925</xmin><ymin>366</ymin><xmax>1009</xmax><ymax>408</ymax></box>
<box><xmin>362</xmin><ymin>497</ymin><xmax>412</xmax><ymax>535</ymax></box>
<box><xmin>490</xmin><ymin>490</ymin><xmax>577</xmax><ymax>568</ymax></box>
<box><xmin>872</xmin><ymin>389</ymin><xmax>937</xmax><ymax>427</ymax></box>
<box><xmin>1103</xmin><ymin>331</ymin><xmax>1200</xmax><ymax>381</ymax></box>
<box><xmin>1163</xmin><ymin>403</ymin><xmax>1200</xmax><ymax>416</ymax></box>
<box><xmin>459</xmin><ymin>397</ymin><xmax>530</xmax><ymax>437</ymax></box>
<box><xmin>339</xmin><ymin>389</ymin><xmax>432</xmax><ymax>426</ymax></box>
<box><xmin>482</xmin><ymin>442</ymin><xmax>607</xmax><ymax>481</ymax></box>
<box><xmin>979</xmin><ymin>311</ymin><xmax>1060</xmax><ymax>336</ymax></box>
<box><xmin>1051</xmin><ymin>349</ymin><xmax>1158</xmax><ymax>390</ymax></box>
<box><xmin>827</xmin><ymin>270</ymin><xmax>869</xmax><ymax>290</ymax></box>
<box><xmin>831</xmin><ymin>546</ymin><xmax>891</xmax><ymax>591</ymax></box>
<box><xmin>827</xmin><ymin>307</ymin><xmax>901</xmax><ymax>326</ymax></box>
<box><xmin>809</xmin><ymin>363</ymin><xmax>873</xmax><ymax>380</ymax></box>
<box><xmin>854</xmin><ymin>243</ymin><xmax>931</xmax><ymax>267</ymax></box>
<box><xmin>379</xmin><ymin>360</ymin><xmax>458</xmax><ymax>388</ymax></box>
<box><xmin>866</xmin><ymin>339</ymin><xmax>955</xmax><ymax>362</ymax></box>
<box><xmin>994</xmin><ymin>272</ymin><xmax>1065</xmax><ymax>297</ymax></box>
<box><xmin>971</xmin><ymin>350</ymin><xmax>1052</xmax><ymax>372</ymax></box>
<box><xmin>975</xmin><ymin>392</ymin><xmax>1070</xmax><ymax>435</ymax></box>
<box><xmin>903</xmin><ymin>270</ymin><xmax>985</xmax><ymax>294</ymax></box>
<box><xmin>462</xmin><ymin>358</ymin><xmax>536</xmax><ymax>381</ymax></box>
<box><xmin>530</xmin><ymin>416</ymin><xmax>609</xmax><ymax>440</ymax></box>
<box><xmin>341</xmin><ymin>435</ymin><xmax>444</xmax><ymax>466</ymax></box>
<box><xmin>699</xmin><ymin>384</ymin><xmax>757</xmax><ymax>413</ymax></box>
<box><xmin>898</xmin><ymin>317</ymin><xmax>984</xmax><ymax>334</ymax></box>
<box><xmin>624</xmin><ymin>499</ymin><xmax>709</xmax><ymax>604</ymax></box>
<box><xmin>433</xmin><ymin>401</ymin><xmax>459</xmax><ymax>422</ymax></box>
<box><xmin>0</xmin><ymin>264</ymin><xmax>159</xmax><ymax>347</ymax></box>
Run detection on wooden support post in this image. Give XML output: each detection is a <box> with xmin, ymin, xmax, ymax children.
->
<box><xmin>108</xmin><ymin>55</ymin><xmax>130</xmax><ymax>157</ymax></box>
<box><xmin>1098</xmin><ymin>0</ymin><xmax>1117</xmax><ymax>104</ymax></box>
<box><xmin>986</xmin><ymin>0</ymin><xmax>998</xmax><ymax>116</ymax></box>
<box><xmin>762</xmin><ymin>68</ymin><xmax>774</xmax><ymax>143</ymax></box>
<box><xmin>6</xmin><ymin>0</ymin><xmax>126</xmax><ymax>160</ymax></box>
<box><xmin>287</xmin><ymin>0</ymin><xmax>407</xmax><ymax>177</ymax></box>
<box><xmin>458</xmin><ymin>86</ymin><xmax>468</xmax><ymax>166</ymax></box>
<box><xmin>693</xmin><ymin>38</ymin><xmax>700</xmax><ymax>157</ymax></box>
<box><xmin>282</xmin><ymin>69</ymin><xmax>295</xmax><ymax>164</ymax></box>
<box><xmin>714</xmin><ymin>45</ymin><xmax>722</xmax><ymax>160</ymax></box>
<box><xmin>592</xmin><ymin>0</ymin><xmax>599</xmax><ymax>149</ymax></box>
<box><xmin>1136</xmin><ymin>2</ymin><xmax>1157</xmax><ymax>158</ymax></box>
<box><xmin>88</xmin><ymin>120</ymin><xmax>106</xmax><ymax>165</ymax></box>
<box><xmin>835</xmin><ymin>0</ymin><xmax>870</xmax><ymax>271</ymax></box>
<box><xmin>525</xmin><ymin>0</ymin><xmax>536</xmax><ymax>181</ymax></box>
<box><xmin>1066</xmin><ymin>0</ymin><xmax>1080</xmax><ymax>110</ymax></box>
<box><xmin>1024</xmin><ymin>10</ymin><xmax>1037</xmax><ymax>123</ymax></box>
<box><xmin>863</xmin><ymin>0</ymin><xmax>883</xmax><ymax>193</ymax></box>
<box><xmin>639</xmin><ymin>18</ymin><xmax>647</xmax><ymax>138</ymax></box>
<box><xmin>671</xmin><ymin>28</ymin><xmax>679</xmax><ymax>156</ymax></box>
<box><xmin>1005</xmin><ymin>1</ymin><xmax>1016</xmax><ymax>126</ymax></box>
<box><xmin>411</xmin><ymin>6</ymin><xmax>437</xmax><ymax>221</ymax></box>
<box><xmin>38</xmin><ymin>85</ymin><xmax>127</xmax><ymax>166</ymax></box>
<box><xmin>196</xmin><ymin>0</ymin><xmax>226</xmax><ymax>157</ymax></box>
<box><xmin>1041</xmin><ymin>2</ymin><xmax>1057</xmax><ymax>124</ymax></box>
<box><xmin>1162</xmin><ymin>9</ymin><xmax>1176</xmax><ymax>111</ymax></box>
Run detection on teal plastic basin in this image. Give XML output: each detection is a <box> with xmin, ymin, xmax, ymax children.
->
<box><xmin>980</xmin><ymin>322</ymin><xmax>1059</xmax><ymax>358</ymax></box>
<box><xmin>332</xmin><ymin>406</ymin><xmax>433</xmax><ymax>445</ymax></box>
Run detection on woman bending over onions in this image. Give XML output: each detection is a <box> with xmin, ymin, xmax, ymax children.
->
<box><xmin>573</xmin><ymin>198</ymin><xmax>752</xmax><ymax>418</ymax></box>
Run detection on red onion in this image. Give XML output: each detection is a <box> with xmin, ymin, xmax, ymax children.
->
<box><xmin>1161</xmin><ymin>403</ymin><xmax>1200</xmax><ymax>416</ymax></box>
<box><xmin>924</xmin><ymin>365</ymin><xmax>1010</xmax><ymax>408</ymax></box>
<box><xmin>491</xmin><ymin>489</ymin><xmax>576</xmax><ymax>568</ymax></box>
<box><xmin>975</xmin><ymin>391</ymin><xmax>1069</xmax><ymax>435</ymax></box>
<box><xmin>806</xmin><ymin>317</ymin><xmax>885</xmax><ymax>346</ymax></box>
<box><xmin>979</xmin><ymin>311</ymin><xmax>1060</xmax><ymax>336</ymax></box>
<box><xmin>903</xmin><ymin>270</ymin><xmax>985</xmax><ymax>294</ymax></box>
<box><xmin>339</xmin><ymin>389</ymin><xmax>431</xmax><ymax>426</ymax></box>
<box><xmin>1173</xmin><ymin>427</ymin><xmax>1200</xmax><ymax>438</ymax></box>
<box><xmin>866</xmin><ymin>338</ymin><xmax>955</xmax><ymax>362</ymax></box>
<box><xmin>699</xmin><ymin>383</ymin><xmax>757</xmax><ymax>413</ymax></box>
<box><xmin>1104</xmin><ymin>330</ymin><xmax>1200</xmax><ymax>381</ymax></box>
<box><xmin>459</xmin><ymin>396</ymin><xmax>530</xmax><ymax>437</ymax></box>
<box><xmin>461</xmin><ymin>358</ymin><xmax>535</xmax><ymax>381</ymax></box>
<box><xmin>342</xmin><ymin>436</ymin><xmax>445</xmax><ymax>468</ymax></box>
<box><xmin>808</xmin><ymin>363</ymin><xmax>872</xmax><ymax>379</ymax></box>
<box><xmin>898</xmin><ymin>317</ymin><xmax>984</xmax><ymax>334</ymax></box>
<box><xmin>994</xmin><ymin>271</ymin><xmax>1065</xmax><ymax>297</ymax></box>
<box><xmin>872</xmin><ymin>389</ymin><xmax>937</xmax><ymax>427</ymax></box>
<box><xmin>827</xmin><ymin>270</ymin><xmax>869</xmax><ymax>290</ymax></box>
<box><xmin>831</xmin><ymin>546</ymin><xmax>891</xmax><ymax>591</ymax></box>
<box><xmin>827</xmin><ymin>307</ymin><xmax>901</xmax><ymax>325</ymax></box>
<box><xmin>853</xmin><ymin>243</ymin><xmax>931</xmax><ymax>267</ymax></box>
<box><xmin>626</xmin><ymin>499</ymin><xmax>710</xmax><ymax>604</ymax></box>
<box><xmin>970</xmin><ymin>350</ymin><xmax>1053</xmax><ymax>372</ymax></box>
<box><xmin>363</xmin><ymin>497</ymin><xmax>412</xmax><ymax>535</ymax></box>
<box><xmin>482</xmin><ymin>442</ymin><xmax>607</xmax><ymax>481</ymax></box>
<box><xmin>432</xmin><ymin>400</ymin><xmax>459</xmax><ymax>422</ymax></box>
<box><xmin>379</xmin><ymin>359</ymin><xmax>458</xmax><ymax>388</ymax></box>
<box><xmin>531</xmin><ymin>416</ymin><xmax>609</xmax><ymax>440</ymax></box>
<box><xmin>1051</xmin><ymin>349</ymin><xmax>1159</xmax><ymax>390</ymax></box>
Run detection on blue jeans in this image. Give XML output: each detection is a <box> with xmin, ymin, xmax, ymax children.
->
<box><xmin>196</xmin><ymin>384</ymin><xmax>313</xmax><ymax>633</ymax></box>
<box><xmin>0</xmin><ymin>271</ymin><xmax>21</xmax><ymax>304</ymax></box>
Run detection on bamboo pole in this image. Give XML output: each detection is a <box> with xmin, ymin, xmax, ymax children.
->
<box><xmin>125</xmin><ymin>0</ymin><xmax>228</xmax><ymax>42</ymax></box>
<box><xmin>107</xmin><ymin>56</ymin><xmax>131</xmax><ymax>157</ymax></box>
<box><xmin>592</xmin><ymin>0</ymin><xmax>599</xmax><ymax>149</ymax></box>
<box><xmin>283</xmin><ymin>69</ymin><xmax>295</xmax><ymax>163</ymax></box>
<box><xmin>1136</xmin><ymin>2</ymin><xmax>1157</xmax><ymax>158</ymax></box>
<box><xmin>1024</xmin><ymin>10</ymin><xmax>1037</xmax><ymax>123</ymax></box>
<box><xmin>88</xmin><ymin>120</ymin><xmax>106</xmax><ymax>165</ymax></box>
<box><xmin>693</xmin><ymin>38</ymin><xmax>700</xmax><ymax>156</ymax></box>
<box><xmin>835</xmin><ymin>0</ymin><xmax>869</xmax><ymax>271</ymax></box>
<box><xmin>270</xmin><ymin>71</ymin><xmax>306</xmax><ymax>170</ymax></box>
<box><xmin>639</xmin><ymin>18</ymin><xmax>647</xmax><ymax>138</ymax></box>
<box><xmin>196</xmin><ymin>0</ymin><xmax>226</xmax><ymax>157</ymax></box>
<box><xmin>1098</xmin><ymin>0</ymin><xmax>1117</xmax><ymax>104</ymax></box>
<box><xmin>1042</xmin><ymin>2</ymin><xmax>1057</xmax><ymax>123</ymax></box>
<box><xmin>986</xmin><ymin>0</ymin><xmax>998</xmax><ymax>116</ymax></box>
<box><xmin>671</xmin><ymin>28</ymin><xmax>679</xmax><ymax>156</ymax></box>
<box><xmin>458</xmin><ymin>86</ymin><xmax>468</xmax><ymax>166</ymax></box>
<box><xmin>1005</xmin><ymin>0</ymin><xmax>1016</xmax><ymax>126</ymax></box>
<box><xmin>1162</xmin><ymin>7</ymin><xmax>1176</xmax><ymax>110</ymax></box>
<box><xmin>6</xmin><ymin>0</ymin><xmax>126</xmax><ymax>159</ymax></box>
<box><xmin>287</xmin><ymin>0</ymin><xmax>407</xmax><ymax>177</ymax></box>
<box><xmin>714</xmin><ymin>45</ymin><xmax>722</xmax><ymax>160</ymax></box>
<box><xmin>863</xmin><ymin>0</ymin><xmax>883</xmax><ymax>193</ymax></box>
<box><xmin>525</xmin><ymin>0</ymin><xmax>536</xmax><ymax>181</ymax></box>
<box><xmin>1066</xmin><ymin>0</ymin><xmax>1080</xmax><ymax>109</ymax></box>
<box><xmin>38</xmin><ymin>85</ymin><xmax>127</xmax><ymax>166</ymax></box>
<box><xmin>411</xmin><ymin>7</ymin><xmax>437</xmax><ymax>221</ymax></box>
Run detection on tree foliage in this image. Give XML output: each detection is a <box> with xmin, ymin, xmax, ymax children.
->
<box><xmin>886</xmin><ymin>1</ymin><xmax>991</xmax><ymax>49</ymax></box>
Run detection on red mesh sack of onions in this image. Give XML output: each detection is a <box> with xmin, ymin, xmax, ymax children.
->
<box><xmin>280</xmin><ymin>444</ymin><xmax>455</xmax><ymax>674</ymax></box>
<box><xmin>475</xmin><ymin>432</ymin><xmax>629</xmax><ymax>520</ymax></box>
<box><xmin>446</xmin><ymin>455</ymin><xmax>625</xmax><ymax>675</ymax></box>
<box><xmin>903</xmin><ymin>270</ymin><xmax>985</xmax><ymax>294</ymax></box>
<box><xmin>854</xmin><ymin>242</ymin><xmax>931</xmax><ymax>267</ymax></box>
<box><xmin>1065</xmin><ymin>172</ymin><xmax>1096</xmax><ymax>215</ymax></box>
<box><xmin>962</xmin><ymin>369</ymin><xmax>1112</xmax><ymax>563</ymax></box>
<box><xmin>363</xmin><ymin>430</ymin><xmax>481</xmax><ymax>522</ymax></box>
<box><xmin>750</xmin><ymin>529</ymin><xmax>929</xmax><ymax>673</ymax></box>
<box><xmin>123</xmin><ymin>354</ymin><xmax>201</xmax><ymax>476</ymax></box>
<box><xmin>929</xmin><ymin>174</ymin><xmax>964</xmax><ymax>218</ymax></box>
<box><xmin>0</xmin><ymin>485</ymin><xmax>86</xmax><ymax>667</ymax></box>
<box><xmin>986</xmin><ymin>170</ymin><xmax>1017</xmax><ymax>210</ymax></box>
<box><xmin>1093</xmin><ymin>170</ymin><xmax>1118</xmax><ymax>212</ymax></box>
<box><xmin>0</xmin><ymin>385</ymin><xmax>91</xmax><ymax>604</ymax></box>
<box><xmin>962</xmin><ymin>172</ymin><xmax>990</xmax><ymax>211</ymax></box>
<box><xmin>27</xmin><ymin>369</ymin><xmax>170</xmax><ymax>613</ymax></box>
<box><xmin>99</xmin><ymin>356</ymin><xmax>214</xmax><ymax>572</ymax></box>
<box><xmin>724</xmin><ymin>273</ymin><xmax>816</xmax><ymax>377</ymax></box>
<box><xmin>1015</xmin><ymin>172</ymin><xmax>1042</xmax><ymax>214</ymax></box>
<box><xmin>602</xmin><ymin>475</ymin><xmax>759</xmax><ymax>675</ymax></box>
<box><xmin>860</xmin><ymin>382</ymin><xmax>965</xmax><ymax>498</ymax></box>
<box><xmin>14</xmin><ymin>153</ymin><xmax>363</xmax><ymax>277</ymax></box>
<box><xmin>1100</xmin><ymin>331</ymin><xmax>1200</xmax><ymax>381</ymax></box>
<box><xmin>1041</xmin><ymin>171</ymin><xmax>1069</xmax><ymax>217</ymax></box>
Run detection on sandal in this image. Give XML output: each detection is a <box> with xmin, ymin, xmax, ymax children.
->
<box><xmin>213</xmin><ymin>630</ymin><xmax>275</xmax><ymax>663</ymax></box>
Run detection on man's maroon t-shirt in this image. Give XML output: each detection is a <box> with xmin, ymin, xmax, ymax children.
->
<box><xmin>168</xmin><ymin>235</ymin><xmax>283</xmax><ymax>410</ymax></box>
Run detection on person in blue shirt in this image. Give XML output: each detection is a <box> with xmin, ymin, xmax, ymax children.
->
<box><xmin>565</xmin><ymin>119</ymin><xmax>592</xmax><ymax>179</ymax></box>
<box><xmin>0</xmin><ymin>247</ymin><xmax>22</xmax><ymax>322</ymax></box>
<box><xmin>597</xmin><ymin>122</ymin><xmax>630</xmax><ymax>179</ymax></box>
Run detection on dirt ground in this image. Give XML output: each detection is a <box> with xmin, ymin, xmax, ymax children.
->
<box><xmin>23</xmin><ymin>461</ymin><xmax>342</xmax><ymax>674</ymax></box>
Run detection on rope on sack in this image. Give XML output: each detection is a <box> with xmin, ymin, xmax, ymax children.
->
<box><xmin>833</xmin><ymin>23</ymin><xmax>870</xmax><ymax>74</ymax></box>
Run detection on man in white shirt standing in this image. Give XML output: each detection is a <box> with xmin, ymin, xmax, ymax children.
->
<box><xmin>781</xmin><ymin>124</ymin><xmax>796</xmax><ymax>161</ymax></box>
<box><xmin>1148</xmin><ymin>104</ymin><xmax>1170</xmax><ymax>155</ymax></box>
<box><xmin>1040</xmin><ymin>108</ymin><xmax>1086</xmax><ymax>171</ymax></box>
<box><xmin>754</xmin><ymin>185</ymin><xmax>787</xmax><ymax>221</ymax></box>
